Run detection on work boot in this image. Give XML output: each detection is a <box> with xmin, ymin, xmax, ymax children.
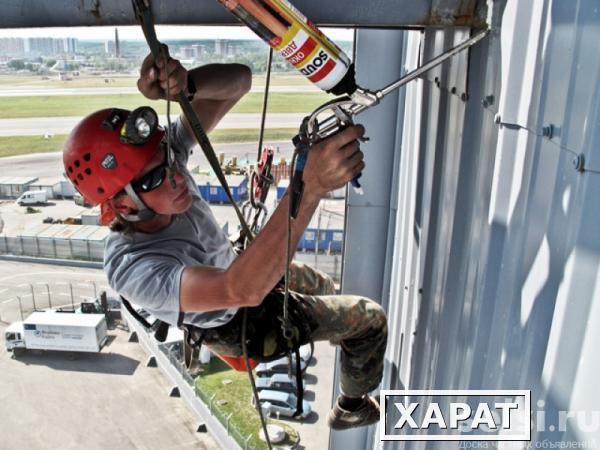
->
<box><xmin>327</xmin><ymin>395</ymin><xmax>380</xmax><ymax>430</ymax></box>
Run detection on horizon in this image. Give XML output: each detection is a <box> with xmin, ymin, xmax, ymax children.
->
<box><xmin>0</xmin><ymin>25</ymin><xmax>353</xmax><ymax>42</ymax></box>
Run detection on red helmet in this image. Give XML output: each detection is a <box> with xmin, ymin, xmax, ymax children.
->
<box><xmin>63</xmin><ymin>107</ymin><xmax>164</xmax><ymax>206</ymax></box>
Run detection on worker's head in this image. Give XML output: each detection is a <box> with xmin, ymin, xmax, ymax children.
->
<box><xmin>63</xmin><ymin>107</ymin><xmax>192</xmax><ymax>226</ymax></box>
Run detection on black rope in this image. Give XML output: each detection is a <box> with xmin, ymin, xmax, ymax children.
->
<box><xmin>256</xmin><ymin>48</ymin><xmax>273</xmax><ymax>162</ymax></box>
<box><xmin>282</xmin><ymin>150</ymin><xmax>301</xmax><ymax>341</ymax></box>
<box><xmin>241</xmin><ymin>308</ymin><xmax>273</xmax><ymax>450</ymax></box>
<box><xmin>250</xmin><ymin>48</ymin><xmax>274</xmax><ymax>234</ymax></box>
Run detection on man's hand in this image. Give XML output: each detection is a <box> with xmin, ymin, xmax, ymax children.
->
<box><xmin>303</xmin><ymin>125</ymin><xmax>366</xmax><ymax>198</ymax></box>
<box><xmin>137</xmin><ymin>48</ymin><xmax>187</xmax><ymax>101</ymax></box>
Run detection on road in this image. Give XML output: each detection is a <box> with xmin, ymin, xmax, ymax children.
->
<box><xmin>0</xmin><ymin>113</ymin><xmax>306</xmax><ymax>136</ymax></box>
<box><xmin>0</xmin><ymin>261</ymin><xmax>110</xmax><ymax>323</ymax></box>
<box><xmin>0</xmin><ymin>141</ymin><xmax>296</xmax><ymax>178</ymax></box>
<box><xmin>0</xmin><ymin>85</ymin><xmax>319</xmax><ymax>97</ymax></box>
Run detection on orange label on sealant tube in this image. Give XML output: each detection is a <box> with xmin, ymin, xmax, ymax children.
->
<box><xmin>218</xmin><ymin>0</ymin><xmax>353</xmax><ymax>94</ymax></box>
<box><xmin>275</xmin><ymin>23</ymin><xmax>350</xmax><ymax>92</ymax></box>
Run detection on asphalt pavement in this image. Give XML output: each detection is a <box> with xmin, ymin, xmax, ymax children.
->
<box><xmin>0</xmin><ymin>113</ymin><xmax>305</xmax><ymax>136</ymax></box>
<box><xmin>0</xmin><ymin>140</ymin><xmax>296</xmax><ymax>179</ymax></box>
<box><xmin>0</xmin><ymin>260</ymin><xmax>221</xmax><ymax>450</ymax></box>
<box><xmin>0</xmin><ymin>258</ymin><xmax>338</xmax><ymax>450</ymax></box>
<box><xmin>0</xmin><ymin>85</ymin><xmax>319</xmax><ymax>97</ymax></box>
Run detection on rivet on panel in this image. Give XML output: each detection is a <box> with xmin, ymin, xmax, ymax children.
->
<box><xmin>572</xmin><ymin>154</ymin><xmax>585</xmax><ymax>172</ymax></box>
<box><xmin>482</xmin><ymin>95</ymin><xmax>494</xmax><ymax>107</ymax></box>
<box><xmin>542</xmin><ymin>124</ymin><xmax>555</xmax><ymax>139</ymax></box>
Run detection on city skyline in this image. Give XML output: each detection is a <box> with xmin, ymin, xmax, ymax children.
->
<box><xmin>0</xmin><ymin>25</ymin><xmax>353</xmax><ymax>42</ymax></box>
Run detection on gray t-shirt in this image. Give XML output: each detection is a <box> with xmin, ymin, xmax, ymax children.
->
<box><xmin>104</xmin><ymin>118</ymin><xmax>238</xmax><ymax>328</ymax></box>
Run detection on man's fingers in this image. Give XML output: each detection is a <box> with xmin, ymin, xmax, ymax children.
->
<box><xmin>167</xmin><ymin>86</ymin><xmax>182</xmax><ymax>99</ymax></box>
<box><xmin>137</xmin><ymin>76</ymin><xmax>157</xmax><ymax>95</ymax></box>
<box><xmin>340</xmin><ymin>140</ymin><xmax>360</xmax><ymax>158</ymax></box>
<box><xmin>158</xmin><ymin>59</ymin><xmax>180</xmax><ymax>81</ymax></box>
<box><xmin>160</xmin><ymin>78</ymin><xmax>185</xmax><ymax>93</ymax></box>
<box><xmin>327</xmin><ymin>124</ymin><xmax>365</xmax><ymax>150</ymax></box>
<box><xmin>346</xmin><ymin>148</ymin><xmax>364</xmax><ymax>167</ymax></box>
<box><xmin>349</xmin><ymin>161</ymin><xmax>366</xmax><ymax>179</ymax></box>
<box><xmin>140</xmin><ymin>53</ymin><xmax>155</xmax><ymax>74</ymax></box>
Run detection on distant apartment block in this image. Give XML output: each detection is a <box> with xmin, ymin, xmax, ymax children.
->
<box><xmin>213</xmin><ymin>40</ymin><xmax>243</xmax><ymax>57</ymax></box>
<box><xmin>105</xmin><ymin>40</ymin><xmax>116</xmax><ymax>55</ymax></box>
<box><xmin>214</xmin><ymin>39</ymin><xmax>227</xmax><ymax>55</ymax></box>
<box><xmin>180</xmin><ymin>44</ymin><xmax>207</xmax><ymax>59</ymax></box>
<box><xmin>0</xmin><ymin>37</ymin><xmax>78</xmax><ymax>57</ymax></box>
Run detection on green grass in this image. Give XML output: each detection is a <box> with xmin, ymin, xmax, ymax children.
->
<box><xmin>0</xmin><ymin>128</ymin><xmax>297</xmax><ymax>158</ymax></box>
<box><xmin>0</xmin><ymin>92</ymin><xmax>329</xmax><ymax>118</ymax></box>
<box><xmin>0</xmin><ymin>135</ymin><xmax>68</xmax><ymax>157</ymax></box>
<box><xmin>210</xmin><ymin>128</ymin><xmax>297</xmax><ymax>143</ymax></box>
<box><xmin>0</xmin><ymin>74</ymin><xmax>136</xmax><ymax>88</ymax></box>
<box><xmin>0</xmin><ymin>73</ymin><xmax>311</xmax><ymax>88</ymax></box>
<box><xmin>195</xmin><ymin>358</ymin><xmax>299</xmax><ymax>450</ymax></box>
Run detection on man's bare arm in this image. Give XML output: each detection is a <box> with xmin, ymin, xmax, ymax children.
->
<box><xmin>180</xmin><ymin>125</ymin><xmax>365</xmax><ymax>313</ymax></box>
<box><xmin>136</xmin><ymin>51</ymin><xmax>251</xmax><ymax>134</ymax></box>
<box><xmin>136</xmin><ymin>50</ymin><xmax>365</xmax><ymax>315</ymax></box>
<box><xmin>185</xmin><ymin>63</ymin><xmax>252</xmax><ymax>133</ymax></box>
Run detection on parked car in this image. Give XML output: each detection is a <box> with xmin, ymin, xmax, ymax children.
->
<box><xmin>299</xmin><ymin>343</ymin><xmax>313</xmax><ymax>365</ymax></box>
<box><xmin>255</xmin><ymin>354</ymin><xmax>308</xmax><ymax>377</ymax></box>
<box><xmin>252</xmin><ymin>389</ymin><xmax>312</xmax><ymax>419</ymax></box>
<box><xmin>256</xmin><ymin>373</ymin><xmax>303</xmax><ymax>394</ymax></box>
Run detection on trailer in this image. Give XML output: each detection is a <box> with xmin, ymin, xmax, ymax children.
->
<box><xmin>5</xmin><ymin>311</ymin><xmax>108</xmax><ymax>354</ymax></box>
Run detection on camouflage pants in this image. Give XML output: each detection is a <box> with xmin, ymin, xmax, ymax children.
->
<box><xmin>201</xmin><ymin>261</ymin><xmax>388</xmax><ymax>398</ymax></box>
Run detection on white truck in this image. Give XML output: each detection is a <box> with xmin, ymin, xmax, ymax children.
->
<box><xmin>5</xmin><ymin>311</ymin><xmax>108</xmax><ymax>354</ymax></box>
<box><xmin>16</xmin><ymin>190</ymin><xmax>48</xmax><ymax>206</ymax></box>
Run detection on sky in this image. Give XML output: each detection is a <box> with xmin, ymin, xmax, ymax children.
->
<box><xmin>0</xmin><ymin>25</ymin><xmax>353</xmax><ymax>42</ymax></box>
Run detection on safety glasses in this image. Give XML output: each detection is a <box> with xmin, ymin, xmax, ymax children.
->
<box><xmin>130</xmin><ymin>152</ymin><xmax>170</xmax><ymax>193</ymax></box>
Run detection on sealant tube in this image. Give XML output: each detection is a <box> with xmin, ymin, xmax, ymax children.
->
<box><xmin>218</xmin><ymin>0</ymin><xmax>357</xmax><ymax>95</ymax></box>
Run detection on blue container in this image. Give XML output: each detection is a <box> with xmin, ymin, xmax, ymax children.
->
<box><xmin>297</xmin><ymin>228</ymin><xmax>344</xmax><ymax>253</ymax></box>
<box><xmin>197</xmin><ymin>175</ymin><xmax>249</xmax><ymax>204</ymax></box>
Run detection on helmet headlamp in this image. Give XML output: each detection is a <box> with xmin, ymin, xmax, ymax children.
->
<box><xmin>135</xmin><ymin>116</ymin><xmax>152</xmax><ymax>139</ymax></box>
<box><xmin>120</xmin><ymin>106</ymin><xmax>159</xmax><ymax>145</ymax></box>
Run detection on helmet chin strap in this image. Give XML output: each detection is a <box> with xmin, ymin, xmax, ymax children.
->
<box><xmin>120</xmin><ymin>183</ymin><xmax>157</xmax><ymax>222</ymax></box>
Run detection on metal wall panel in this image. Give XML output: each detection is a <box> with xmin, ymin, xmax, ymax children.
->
<box><xmin>339</xmin><ymin>0</ymin><xmax>600</xmax><ymax>449</ymax></box>
<box><xmin>334</xmin><ymin>27</ymin><xmax>408</xmax><ymax>450</ymax></box>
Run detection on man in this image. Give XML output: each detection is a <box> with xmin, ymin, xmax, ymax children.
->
<box><xmin>63</xmin><ymin>51</ymin><xmax>387</xmax><ymax>430</ymax></box>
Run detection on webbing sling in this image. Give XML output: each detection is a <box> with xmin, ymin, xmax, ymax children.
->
<box><xmin>120</xmin><ymin>296</ymin><xmax>170</xmax><ymax>342</ymax></box>
<box><xmin>132</xmin><ymin>0</ymin><xmax>254</xmax><ymax>243</ymax></box>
